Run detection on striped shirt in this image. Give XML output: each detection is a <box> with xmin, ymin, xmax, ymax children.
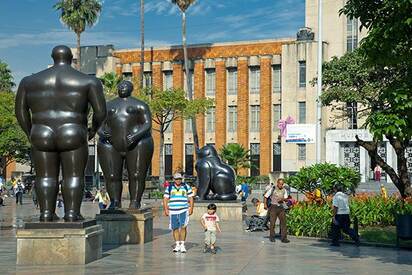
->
<box><xmin>164</xmin><ymin>183</ymin><xmax>194</xmax><ymax>214</ymax></box>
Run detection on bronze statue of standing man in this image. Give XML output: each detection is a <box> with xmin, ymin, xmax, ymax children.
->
<box><xmin>97</xmin><ymin>80</ymin><xmax>153</xmax><ymax>209</ymax></box>
<box><xmin>15</xmin><ymin>45</ymin><xmax>107</xmax><ymax>222</ymax></box>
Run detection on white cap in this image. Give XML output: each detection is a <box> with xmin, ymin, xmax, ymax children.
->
<box><xmin>173</xmin><ymin>173</ymin><xmax>183</xmax><ymax>180</ymax></box>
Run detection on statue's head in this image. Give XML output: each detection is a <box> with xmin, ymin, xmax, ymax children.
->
<box><xmin>51</xmin><ymin>45</ymin><xmax>73</xmax><ymax>65</ymax></box>
<box><xmin>197</xmin><ymin>144</ymin><xmax>218</xmax><ymax>158</ymax></box>
<box><xmin>117</xmin><ymin>80</ymin><xmax>133</xmax><ymax>98</ymax></box>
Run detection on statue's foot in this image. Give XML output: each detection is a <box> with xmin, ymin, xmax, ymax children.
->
<box><xmin>129</xmin><ymin>200</ymin><xmax>141</xmax><ymax>209</ymax></box>
<box><xmin>39</xmin><ymin>210</ymin><xmax>59</xmax><ymax>222</ymax></box>
<box><xmin>64</xmin><ymin>210</ymin><xmax>84</xmax><ymax>222</ymax></box>
<box><xmin>215</xmin><ymin>194</ymin><xmax>238</xmax><ymax>201</ymax></box>
<box><xmin>109</xmin><ymin>200</ymin><xmax>122</xmax><ymax>209</ymax></box>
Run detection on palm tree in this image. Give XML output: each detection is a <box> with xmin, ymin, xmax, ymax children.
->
<box><xmin>99</xmin><ymin>72</ymin><xmax>123</xmax><ymax>98</ymax></box>
<box><xmin>219</xmin><ymin>144</ymin><xmax>252</xmax><ymax>175</ymax></box>
<box><xmin>54</xmin><ymin>0</ymin><xmax>102</xmax><ymax>70</ymax></box>
<box><xmin>139</xmin><ymin>0</ymin><xmax>145</xmax><ymax>88</ymax></box>
<box><xmin>171</xmin><ymin>0</ymin><xmax>200</xmax><ymax>150</ymax></box>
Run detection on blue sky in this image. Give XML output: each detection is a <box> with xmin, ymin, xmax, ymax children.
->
<box><xmin>0</xmin><ymin>0</ymin><xmax>305</xmax><ymax>85</ymax></box>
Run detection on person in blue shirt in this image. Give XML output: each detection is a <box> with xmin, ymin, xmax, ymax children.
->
<box><xmin>163</xmin><ymin>173</ymin><xmax>194</xmax><ymax>253</ymax></box>
<box><xmin>240</xmin><ymin>182</ymin><xmax>250</xmax><ymax>202</ymax></box>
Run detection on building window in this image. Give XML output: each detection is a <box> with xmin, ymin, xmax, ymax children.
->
<box><xmin>273</xmin><ymin>143</ymin><xmax>281</xmax><ymax>172</ymax></box>
<box><xmin>249</xmin><ymin>66</ymin><xmax>260</xmax><ymax>94</ymax></box>
<box><xmin>298</xmin><ymin>144</ymin><xmax>306</xmax><ymax>161</ymax></box>
<box><xmin>185</xmin><ymin>144</ymin><xmax>194</xmax><ymax>176</ymax></box>
<box><xmin>250</xmin><ymin>105</ymin><xmax>260</xmax><ymax>132</ymax></box>
<box><xmin>205</xmin><ymin>68</ymin><xmax>216</xmax><ymax>96</ymax></box>
<box><xmin>184</xmin><ymin>70</ymin><xmax>194</xmax><ymax>97</ymax></box>
<box><xmin>273</xmin><ymin>104</ymin><xmax>281</xmax><ymax>130</ymax></box>
<box><xmin>165</xmin><ymin>144</ymin><xmax>173</xmax><ymax>177</ymax></box>
<box><xmin>123</xmin><ymin>72</ymin><xmax>132</xmax><ymax>81</ymax></box>
<box><xmin>185</xmin><ymin>119</ymin><xmax>193</xmax><ymax>133</ymax></box>
<box><xmin>227</xmin><ymin>68</ymin><xmax>238</xmax><ymax>95</ymax></box>
<box><xmin>272</xmin><ymin>65</ymin><xmax>281</xmax><ymax>93</ymax></box>
<box><xmin>227</xmin><ymin>106</ymin><xmax>237</xmax><ymax>133</ymax></box>
<box><xmin>250</xmin><ymin>143</ymin><xmax>260</xmax><ymax>176</ymax></box>
<box><xmin>143</xmin><ymin>72</ymin><xmax>152</xmax><ymax>88</ymax></box>
<box><xmin>347</xmin><ymin>17</ymin><xmax>358</xmax><ymax>53</ymax></box>
<box><xmin>347</xmin><ymin>102</ymin><xmax>358</xmax><ymax>129</ymax></box>
<box><xmin>163</xmin><ymin>71</ymin><xmax>173</xmax><ymax>90</ymax></box>
<box><xmin>298</xmin><ymin>102</ymin><xmax>306</xmax><ymax>124</ymax></box>
<box><xmin>298</xmin><ymin>61</ymin><xmax>306</xmax><ymax>88</ymax></box>
<box><xmin>206</xmin><ymin>107</ymin><xmax>216</xmax><ymax>133</ymax></box>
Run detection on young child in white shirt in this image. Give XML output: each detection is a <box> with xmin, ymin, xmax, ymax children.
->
<box><xmin>201</xmin><ymin>203</ymin><xmax>221</xmax><ymax>254</ymax></box>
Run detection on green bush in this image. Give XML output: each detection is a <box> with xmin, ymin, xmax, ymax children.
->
<box><xmin>285</xmin><ymin>163</ymin><xmax>360</xmax><ymax>196</ymax></box>
<box><xmin>287</xmin><ymin>195</ymin><xmax>412</xmax><ymax>237</ymax></box>
<box><xmin>287</xmin><ymin>202</ymin><xmax>332</xmax><ymax>237</ymax></box>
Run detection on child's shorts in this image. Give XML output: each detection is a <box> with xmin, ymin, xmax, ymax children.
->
<box><xmin>169</xmin><ymin>211</ymin><xmax>189</xmax><ymax>230</ymax></box>
<box><xmin>204</xmin><ymin>230</ymin><xmax>217</xmax><ymax>245</ymax></box>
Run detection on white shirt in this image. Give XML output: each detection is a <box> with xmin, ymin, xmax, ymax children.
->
<box><xmin>332</xmin><ymin>192</ymin><xmax>350</xmax><ymax>215</ymax></box>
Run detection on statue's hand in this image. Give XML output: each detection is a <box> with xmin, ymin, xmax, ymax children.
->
<box><xmin>100</xmin><ymin>129</ymin><xmax>112</xmax><ymax>143</ymax></box>
<box><xmin>126</xmin><ymin>133</ymin><xmax>137</xmax><ymax>148</ymax></box>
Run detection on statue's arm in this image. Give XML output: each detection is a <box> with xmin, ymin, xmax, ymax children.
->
<box><xmin>127</xmin><ymin>102</ymin><xmax>152</xmax><ymax>144</ymax></box>
<box><xmin>88</xmin><ymin>79</ymin><xmax>107</xmax><ymax>140</ymax></box>
<box><xmin>15</xmin><ymin>78</ymin><xmax>31</xmax><ymax>138</ymax></box>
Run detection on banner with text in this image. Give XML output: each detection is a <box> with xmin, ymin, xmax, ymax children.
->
<box><xmin>286</xmin><ymin>124</ymin><xmax>316</xmax><ymax>143</ymax></box>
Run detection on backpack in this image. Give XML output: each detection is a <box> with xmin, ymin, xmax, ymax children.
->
<box><xmin>265</xmin><ymin>186</ymin><xmax>275</xmax><ymax>208</ymax></box>
<box><xmin>168</xmin><ymin>182</ymin><xmax>189</xmax><ymax>197</ymax></box>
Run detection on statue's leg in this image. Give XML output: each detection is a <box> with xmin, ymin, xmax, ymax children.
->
<box><xmin>97</xmin><ymin>142</ymin><xmax>123</xmax><ymax>208</ymax></box>
<box><xmin>60</xmin><ymin>144</ymin><xmax>88</xmax><ymax>222</ymax></box>
<box><xmin>126</xmin><ymin>137</ymin><xmax>154</xmax><ymax>209</ymax></box>
<box><xmin>32</xmin><ymin>148</ymin><xmax>60</xmax><ymax>221</ymax></box>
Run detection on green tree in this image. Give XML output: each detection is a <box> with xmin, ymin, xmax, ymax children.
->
<box><xmin>137</xmin><ymin>87</ymin><xmax>213</xmax><ymax>184</ymax></box>
<box><xmin>0</xmin><ymin>92</ymin><xmax>30</xmax><ymax>177</ymax></box>
<box><xmin>99</xmin><ymin>72</ymin><xmax>123</xmax><ymax>99</ymax></box>
<box><xmin>0</xmin><ymin>60</ymin><xmax>15</xmax><ymax>91</ymax></box>
<box><xmin>318</xmin><ymin>0</ymin><xmax>412</xmax><ymax>197</ymax></box>
<box><xmin>219</xmin><ymin>143</ymin><xmax>251</xmax><ymax>175</ymax></box>
<box><xmin>54</xmin><ymin>0</ymin><xmax>102</xmax><ymax>70</ymax></box>
<box><xmin>171</xmin><ymin>0</ymin><xmax>200</xmax><ymax>151</ymax></box>
<box><xmin>285</xmin><ymin>163</ymin><xmax>360</xmax><ymax>197</ymax></box>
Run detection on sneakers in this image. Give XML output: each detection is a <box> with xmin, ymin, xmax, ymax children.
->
<box><xmin>269</xmin><ymin>237</ymin><xmax>276</xmax><ymax>242</ymax></box>
<box><xmin>173</xmin><ymin>244</ymin><xmax>181</xmax><ymax>253</ymax></box>
<box><xmin>203</xmin><ymin>244</ymin><xmax>209</xmax><ymax>253</ymax></box>
<box><xmin>281</xmin><ymin>239</ymin><xmax>290</xmax><ymax>243</ymax></box>
<box><xmin>180</xmin><ymin>244</ymin><xmax>187</xmax><ymax>253</ymax></box>
<box><xmin>210</xmin><ymin>247</ymin><xmax>217</xmax><ymax>254</ymax></box>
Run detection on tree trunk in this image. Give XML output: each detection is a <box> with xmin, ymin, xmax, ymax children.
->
<box><xmin>140</xmin><ymin>0</ymin><xmax>145</xmax><ymax>88</ymax></box>
<box><xmin>76</xmin><ymin>32</ymin><xmax>81</xmax><ymax>71</ymax></box>
<box><xmin>181</xmin><ymin>11</ymin><xmax>200</xmax><ymax>153</ymax></box>
<box><xmin>159</xmin><ymin>130</ymin><xmax>165</xmax><ymax>187</ymax></box>
<box><xmin>355</xmin><ymin>135</ymin><xmax>412</xmax><ymax>197</ymax></box>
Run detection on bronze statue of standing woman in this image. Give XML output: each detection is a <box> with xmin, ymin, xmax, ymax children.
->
<box><xmin>98</xmin><ymin>80</ymin><xmax>153</xmax><ymax>209</ymax></box>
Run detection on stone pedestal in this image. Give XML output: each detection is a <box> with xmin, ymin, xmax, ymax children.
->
<box><xmin>192</xmin><ymin>201</ymin><xmax>243</xmax><ymax>221</ymax></box>
<box><xmin>16</xmin><ymin>220</ymin><xmax>103</xmax><ymax>265</ymax></box>
<box><xmin>96</xmin><ymin>207</ymin><xmax>153</xmax><ymax>245</ymax></box>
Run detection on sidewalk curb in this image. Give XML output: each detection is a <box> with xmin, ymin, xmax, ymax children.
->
<box><xmin>288</xmin><ymin>235</ymin><xmax>400</xmax><ymax>249</ymax></box>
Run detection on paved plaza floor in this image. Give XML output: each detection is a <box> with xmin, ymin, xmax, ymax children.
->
<box><xmin>1</xmin><ymin>197</ymin><xmax>412</xmax><ymax>274</ymax></box>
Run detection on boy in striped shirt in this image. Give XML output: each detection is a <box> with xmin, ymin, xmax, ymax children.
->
<box><xmin>163</xmin><ymin>173</ymin><xmax>194</xmax><ymax>253</ymax></box>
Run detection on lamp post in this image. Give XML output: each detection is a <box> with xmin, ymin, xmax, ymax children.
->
<box><xmin>316</xmin><ymin>0</ymin><xmax>323</xmax><ymax>163</ymax></box>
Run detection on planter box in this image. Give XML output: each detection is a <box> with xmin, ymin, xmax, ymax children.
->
<box><xmin>396</xmin><ymin>214</ymin><xmax>412</xmax><ymax>247</ymax></box>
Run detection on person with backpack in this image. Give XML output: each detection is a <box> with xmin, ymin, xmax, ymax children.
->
<box><xmin>163</xmin><ymin>173</ymin><xmax>194</xmax><ymax>253</ymax></box>
<box><xmin>14</xmin><ymin>179</ymin><xmax>25</xmax><ymax>205</ymax></box>
<box><xmin>264</xmin><ymin>178</ymin><xmax>290</xmax><ymax>243</ymax></box>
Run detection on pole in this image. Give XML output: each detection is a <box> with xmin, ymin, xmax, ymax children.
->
<box><xmin>140</xmin><ymin>0</ymin><xmax>145</xmax><ymax>88</ymax></box>
<box><xmin>316</xmin><ymin>0</ymin><xmax>322</xmax><ymax>163</ymax></box>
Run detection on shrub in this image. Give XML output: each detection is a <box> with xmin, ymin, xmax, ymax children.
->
<box><xmin>285</xmin><ymin>163</ymin><xmax>360</xmax><ymax>196</ymax></box>
<box><xmin>287</xmin><ymin>195</ymin><xmax>412</xmax><ymax>238</ymax></box>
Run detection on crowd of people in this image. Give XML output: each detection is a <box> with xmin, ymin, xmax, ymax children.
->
<box><xmin>0</xmin><ymin>172</ymin><xmax>363</xmax><ymax>252</ymax></box>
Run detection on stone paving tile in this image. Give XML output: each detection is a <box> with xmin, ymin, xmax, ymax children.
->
<box><xmin>1</xmin><ymin>197</ymin><xmax>412</xmax><ymax>274</ymax></box>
